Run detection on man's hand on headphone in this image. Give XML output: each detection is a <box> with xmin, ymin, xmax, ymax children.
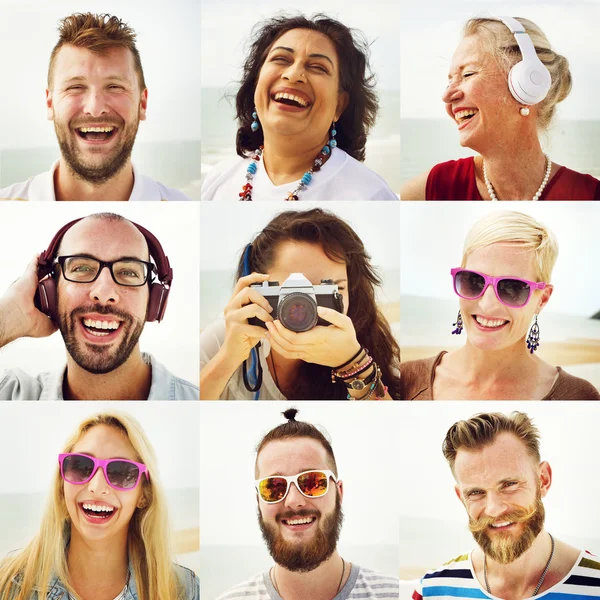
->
<box><xmin>0</xmin><ymin>255</ymin><xmax>58</xmax><ymax>348</ymax></box>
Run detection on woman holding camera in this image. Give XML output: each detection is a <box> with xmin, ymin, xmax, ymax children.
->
<box><xmin>200</xmin><ymin>209</ymin><xmax>400</xmax><ymax>399</ymax></box>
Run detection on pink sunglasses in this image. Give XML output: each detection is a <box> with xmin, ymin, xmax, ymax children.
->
<box><xmin>59</xmin><ymin>453</ymin><xmax>149</xmax><ymax>491</ymax></box>
<box><xmin>451</xmin><ymin>268</ymin><xmax>547</xmax><ymax>308</ymax></box>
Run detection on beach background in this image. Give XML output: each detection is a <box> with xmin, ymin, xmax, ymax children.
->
<box><xmin>200</xmin><ymin>0</ymin><xmax>401</xmax><ymax>194</ymax></box>
<box><xmin>0</xmin><ymin>0</ymin><xmax>201</xmax><ymax>198</ymax></box>
<box><xmin>0</xmin><ymin>403</ymin><xmax>200</xmax><ymax>574</ymax></box>
<box><xmin>400</xmin><ymin>202</ymin><xmax>600</xmax><ymax>390</ymax></box>
<box><xmin>400</xmin><ymin>1</ymin><xmax>600</xmax><ymax>186</ymax></box>
<box><xmin>199</xmin><ymin>402</ymin><xmax>400</xmax><ymax>599</ymax></box>
<box><xmin>397</xmin><ymin>403</ymin><xmax>600</xmax><ymax>589</ymax></box>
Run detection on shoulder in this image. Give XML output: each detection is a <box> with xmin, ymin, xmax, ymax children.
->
<box><xmin>201</xmin><ymin>157</ymin><xmax>248</xmax><ymax>201</ymax></box>
<box><xmin>329</xmin><ymin>150</ymin><xmax>397</xmax><ymax>200</ymax></box>
<box><xmin>547</xmin><ymin>368</ymin><xmax>600</xmax><ymax>400</ymax></box>
<box><xmin>173</xmin><ymin>563</ymin><xmax>200</xmax><ymax>599</ymax></box>
<box><xmin>132</xmin><ymin>170</ymin><xmax>193</xmax><ymax>201</ymax></box>
<box><xmin>154</xmin><ymin>181</ymin><xmax>193</xmax><ymax>201</ymax></box>
<box><xmin>351</xmin><ymin>566</ymin><xmax>399</xmax><ymax>597</ymax></box>
<box><xmin>399</xmin><ymin>353</ymin><xmax>443</xmax><ymax>400</ymax></box>
<box><xmin>145</xmin><ymin>354</ymin><xmax>199</xmax><ymax>400</ymax></box>
<box><xmin>545</xmin><ymin>166</ymin><xmax>600</xmax><ymax>201</ymax></box>
<box><xmin>425</xmin><ymin>157</ymin><xmax>478</xmax><ymax>200</ymax></box>
<box><xmin>0</xmin><ymin>368</ymin><xmax>52</xmax><ymax>400</ymax></box>
<box><xmin>200</xmin><ymin>319</ymin><xmax>227</xmax><ymax>368</ymax></box>
<box><xmin>400</xmin><ymin>170</ymin><xmax>430</xmax><ymax>201</ymax></box>
<box><xmin>0</xmin><ymin>172</ymin><xmax>47</xmax><ymax>201</ymax></box>
<box><xmin>215</xmin><ymin>572</ymin><xmax>266</xmax><ymax>600</ymax></box>
<box><xmin>415</xmin><ymin>553</ymin><xmax>476</xmax><ymax>597</ymax></box>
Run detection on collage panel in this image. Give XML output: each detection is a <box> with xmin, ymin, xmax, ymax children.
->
<box><xmin>199</xmin><ymin>201</ymin><xmax>400</xmax><ymax>400</ymax></box>
<box><xmin>400</xmin><ymin>201</ymin><xmax>600</xmax><ymax>400</ymax></box>
<box><xmin>200</xmin><ymin>0</ymin><xmax>400</xmax><ymax>201</ymax></box>
<box><xmin>399</xmin><ymin>2</ymin><xmax>600</xmax><ymax>200</ymax></box>
<box><xmin>0</xmin><ymin>202</ymin><xmax>199</xmax><ymax>400</ymax></box>
<box><xmin>200</xmin><ymin>401</ymin><xmax>400</xmax><ymax>599</ymax></box>
<box><xmin>0</xmin><ymin>0</ymin><xmax>200</xmax><ymax>200</ymax></box>
<box><xmin>0</xmin><ymin>401</ymin><xmax>199</xmax><ymax>598</ymax></box>
<box><xmin>399</xmin><ymin>402</ymin><xmax>600</xmax><ymax>599</ymax></box>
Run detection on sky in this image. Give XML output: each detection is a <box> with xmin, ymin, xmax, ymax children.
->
<box><xmin>0</xmin><ymin>402</ymin><xmax>199</xmax><ymax>493</ymax></box>
<box><xmin>400</xmin><ymin>0</ymin><xmax>600</xmax><ymax>120</ymax></box>
<box><xmin>0</xmin><ymin>202</ymin><xmax>199</xmax><ymax>383</ymax></box>
<box><xmin>200</xmin><ymin>0</ymin><xmax>400</xmax><ymax>91</ymax></box>
<box><xmin>400</xmin><ymin>202</ymin><xmax>600</xmax><ymax>317</ymax></box>
<box><xmin>0</xmin><ymin>0</ymin><xmax>201</xmax><ymax>149</ymax></box>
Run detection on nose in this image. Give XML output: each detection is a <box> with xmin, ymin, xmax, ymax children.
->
<box><xmin>281</xmin><ymin>60</ymin><xmax>305</xmax><ymax>84</ymax></box>
<box><xmin>88</xmin><ymin>266</ymin><xmax>120</xmax><ymax>305</ymax></box>
<box><xmin>484</xmin><ymin>491</ymin><xmax>509</xmax><ymax>518</ymax></box>
<box><xmin>442</xmin><ymin>79</ymin><xmax>462</xmax><ymax>104</ymax></box>
<box><xmin>87</xmin><ymin>466</ymin><xmax>111</xmax><ymax>494</ymax></box>
<box><xmin>476</xmin><ymin>282</ymin><xmax>501</xmax><ymax>312</ymax></box>
<box><xmin>82</xmin><ymin>88</ymin><xmax>110</xmax><ymax>118</ymax></box>
<box><xmin>284</xmin><ymin>481</ymin><xmax>307</xmax><ymax>509</ymax></box>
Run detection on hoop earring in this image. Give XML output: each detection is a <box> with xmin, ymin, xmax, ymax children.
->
<box><xmin>452</xmin><ymin>310</ymin><xmax>463</xmax><ymax>335</ymax></box>
<box><xmin>527</xmin><ymin>314</ymin><xmax>540</xmax><ymax>353</ymax></box>
<box><xmin>251</xmin><ymin>108</ymin><xmax>260</xmax><ymax>132</ymax></box>
<box><xmin>329</xmin><ymin>121</ymin><xmax>337</xmax><ymax>148</ymax></box>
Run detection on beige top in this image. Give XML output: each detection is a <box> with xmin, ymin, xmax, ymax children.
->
<box><xmin>400</xmin><ymin>351</ymin><xmax>600</xmax><ymax>400</ymax></box>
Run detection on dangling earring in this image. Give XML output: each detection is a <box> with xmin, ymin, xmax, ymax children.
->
<box><xmin>251</xmin><ymin>108</ymin><xmax>260</xmax><ymax>132</ymax></box>
<box><xmin>520</xmin><ymin>107</ymin><xmax>530</xmax><ymax>117</ymax></box>
<box><xmin>452</xmin><ymin>310</ymin><xmax>463</xmax><ymax>335</ymax></box>
<box><xmin>329</xmin><ymin>121</ymin><xmax>337</xmax><ymax>148</ymax></box>
<box><xmin>527</xmin><ymin>314</ymin><xmax>540</xmax><ymax>353</ymax></box>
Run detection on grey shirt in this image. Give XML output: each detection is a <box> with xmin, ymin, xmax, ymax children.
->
<box><xmin>0</xmin><ymin>352</ymin><xmax>199</xmax><ymax>400</ymax></box>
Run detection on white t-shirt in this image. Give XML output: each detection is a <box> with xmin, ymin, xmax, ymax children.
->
<box><xmin>0</xmin><ymin>161</ymin><xmax>192</xmax><ymax>201</ymax></box>
<box><xmin>201</xmin><ymin>148</ymin><xmax>398</xmax><ymax>201</ymax></box>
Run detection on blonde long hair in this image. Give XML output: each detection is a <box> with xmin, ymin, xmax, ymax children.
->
<box><xmin>0</xmin><ymin>412</ymin><xmax>184</xmax><ymax>600</ymax></box>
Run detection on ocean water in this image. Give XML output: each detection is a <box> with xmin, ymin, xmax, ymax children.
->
<box><xmin>200</xmin><ymin>269</ymin><xmax>400</xmax><ymax>330</ymax></box>
<box><xmin>201</xmin><ymin>544</ymin><xmax>398</xmax><ymax>600</ymax></box>
<box><xmin>201</xmin><ymin>87</ymin><xmax>402</xmax><ymax>192</ymax></box>
<box><xmin>0</xmin><ymin>140</ymin><xmax>202</xmax><ymax>199</ymax></box>
<box><xmin>399</xmin><ymin>118</ymin><xmax>600</xmax><ymax>184</ymax></box>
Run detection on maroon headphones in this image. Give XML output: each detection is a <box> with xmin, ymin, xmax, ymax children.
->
<box><xmin>34</xmin><ymin>217</ymin><xmax>173</xmax><ymax>323</ymax></box>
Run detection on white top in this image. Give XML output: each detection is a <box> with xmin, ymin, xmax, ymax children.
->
<box><xmin>0</xmin><ymin>352</ymin><xmax>199</xmax><ymax>400</ymax></box>
<box><xmin>201</xmin><ymin>148</ymin><xmax>398</xmax><ymax>201</ymax></box>
<box><xmin>0</xmin><ymin>161</ymin><xmax>192</xmax><ymax>201</ymax></box>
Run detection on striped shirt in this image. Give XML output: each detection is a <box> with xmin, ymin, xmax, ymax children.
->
<box><xmin>217</xmin><ymin>564</ymin><xmax>399</xmax><ymax>599</ymax></box>
<box><xmin>412</xmin><ymin>549</ymin><xmax>600</xmax><ymax>599</ymax></box>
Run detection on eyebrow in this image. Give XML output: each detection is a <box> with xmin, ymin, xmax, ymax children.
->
<box><xmin>463</xmin><ymin>477</ymin><xmax>523</xmax><ymax>494</ymax></box>
<box><xmin>75</xmin><ymin>451</ymin><xmax>133</xmax><ymax>461</ymax></box>
<box><xmin>271</xmin><ymin>46</ymin><xmax>335</xmax><ymax>69</ymax></box>
<box><xmin>61</xmin><ymin>253</ymin><xmax>147</xmax><ymax>263</ymax></box>
<box><xmin>266</xmin><ymin>467</ymin><xmax>323</xmax><ymax>477</ymax></box>
<box><xmin>447</xmin><ymin>63</ymin><xmax>480</xmax><ymax>80</ymax></box>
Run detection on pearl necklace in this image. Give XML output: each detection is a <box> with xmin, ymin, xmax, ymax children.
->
<box><xmin>483</xmin><ymin>154</ymin><xmax>552</xmax><ymax>201</ymax></box>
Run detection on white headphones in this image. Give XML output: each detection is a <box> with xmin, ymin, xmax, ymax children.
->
<box><xmin>497</xmin><ymin>16</ymin><xmax>551</xmax><ymax>105</ymax></box>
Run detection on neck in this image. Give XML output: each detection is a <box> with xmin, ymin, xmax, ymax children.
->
<box><xmin>261</xmin><ymin>132</ymin><xmax>329</xmax><ymax>186</ymax></box>
<box><xmin>476</xmin><ymin>530</ymin><xmax>552</xmax><ymax>599</ymax></box>
<box><xmin>54</xmin><ymin>159</ymin><xmax>134</xmax><ymax>201</ymax></box>
<box><xmin>67</xmin><ymin>526</ymin><xmax>129</xmax><ymax>600</ymax></box>
<box><xmin>63</xmin><ymin>348</ymin><xmax>151</xmax><ymax>400</ymax></box>
<box><xmin>268</xmin><ymin>348</ymin><xmax>302</xmax><ymax>396</ymax></box>
<box><xmin>478</xmin><ymin>133</ymin><xmax>547</xmax><ymax>200</ymax></box>
<box><xmin>273</xmin><ymin>552</ymin><xmax>347</xmax><ymax>600</ymax></box>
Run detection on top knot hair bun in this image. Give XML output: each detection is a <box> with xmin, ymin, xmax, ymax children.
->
<box><xmin>283</xmin><ymin>408</ymin><xmax>298</xmax><ymax>422</ymax></box>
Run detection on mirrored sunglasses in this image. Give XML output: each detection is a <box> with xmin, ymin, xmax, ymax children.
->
<box><xmin>255</xmin><ymin>469</ymin><xmax>337</xmax><ymax>504</ymax></box>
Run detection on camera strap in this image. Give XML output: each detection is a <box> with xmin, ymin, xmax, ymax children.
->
<box><xmin>243</xmin><ymin>344</ymin><xmax>263</xmax><ymax>395</ymax></box>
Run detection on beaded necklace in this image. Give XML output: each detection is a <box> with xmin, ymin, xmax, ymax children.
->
<box><xmin>238</xmin><ymin>143</ymin><xmax>334</xmax><ymax>201</ymax></box>
<box><xmin>483</xmin><ymin>154</ymin><xmax>552</xmax><ymax>201</ymax></box>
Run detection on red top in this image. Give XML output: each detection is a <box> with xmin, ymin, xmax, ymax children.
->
<box><xmin>426</xmin><ymin>156</ymin><xmax>600</xmax><ymax>200</ymax></box>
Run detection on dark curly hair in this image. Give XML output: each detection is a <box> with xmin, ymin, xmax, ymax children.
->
<box><xmin>236</xmin><ymin>208</ymin><xmax>401</xmax><ymax>400</ymax></box>
<box><xmin>235</xmin><ymin>13</ymin><xmax>378</xmax><ymax>162</ymax></box>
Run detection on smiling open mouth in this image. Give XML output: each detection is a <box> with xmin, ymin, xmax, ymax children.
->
<box><xmin>455</xmin><ymin>109</ymin><xmax>479</xmax><ymax>125</ymax></box>
<box><xmin>473</xmin><ymin>315</ymin><xmax>509</xmax><ymax>330</ymax></box>
<box><xmin>271</xmin><ymin>92</ymin><xmax>310</xmax><ymax>108</ymax></box>
<box><xmin>76</xmin><ymin>126</ymin><xmax>117</xmax><ymax>142</ymax></box>
<box><xmin>80</xmin><ymin>502</ymin><xmax>117</xmax><ymax>520</ymax></box>
<box><xmin>281</xmin><ymin>516</ymin><xmax>317</xmax><ymax>528</ymax></box>
<box><xmin>81</xmin><ymin>318</ymin><xmax>123</xmax><ymax>337</ymax></box>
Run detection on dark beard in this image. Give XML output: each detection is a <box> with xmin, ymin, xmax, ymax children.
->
<box><xmin>469</xmin><ymin>491</ymin><xmax>545</xmax><ymax>564</ymax></box>
<box><xmin>258</xmin><ymin>493</ymin><xmax>344</xmax><ymax>573</ymax></box>
<box><xmin>59</xmin><ymin>304</ymin><xmax>145</xmax><ymax>374</ymax></box>
<box><xmin>54</xmin><ymin>116</ymin><xmax>139</xmax><ymax>186</ymax></box>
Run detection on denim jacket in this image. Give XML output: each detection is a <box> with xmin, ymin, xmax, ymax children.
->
<box><xmin>9</xmin><ymin>563</ymin><xmax>200</xmax><ymax>600</ymax></box>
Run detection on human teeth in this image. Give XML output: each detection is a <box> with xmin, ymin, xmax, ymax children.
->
<box><xmin>273</xmin><ymin>92</ymin><xmax>308</xmax><ymax>107</ymax></box>
<box><xmin>83</xmin><ymin>503</ymin><xmax>115</xmax><ymax>513</ymax></box>
<box><xmin>286</xmin><ymin>517</ymin><xmax>313</xmax><ymax>525</ymax></box>
<box><xmin>475</xmin><ymin>316</ymin><xmax>506</xmax><ymax>328</ymax></box>
<box><xmin>79</xmin><ymin>127</ymin><xmax>115</xmax><ymax>132</ymax></box>
<box><xmin>491</xmin><ymin>521</ymin><xmax>512</xmax><ymax>528</ymax></box>
<box><xmin>83</xmin><ymin>318</ymin><xmax>120</xmax><ymax>330</ymax></box>
<box><xmin>455</xmin><ymin>109</ymin><xmax>478</xmax><ymax>122</ymax></box>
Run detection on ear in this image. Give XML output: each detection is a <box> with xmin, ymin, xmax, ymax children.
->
<box><xmin>539</xmin><ymin>461</ymin><xmax>552</xmax><ymax>498</ymax></box>
<box><xmin>46</xmin><ymin>89</ymin><xmax>54</xmax><ymax>121</ymax></box>
<box><xmin>335</xmin><ymin>91</ymin><xmax>349</xmax><ymax>122</ymax></box>
<box><xmin>139</xmin><ymin>88</ymin><xmax>148</xmax><ymax>121</ymax></box>
<box><xmin>537</xmin><ymin>284</ymin><xmax>553</xmax><ymax>313</ymax></box>
<box><xmin>137</xmin><ymin>496</ymin><xmax>148</xmax><ymax>509</ymax></box>
<box><xmin>336</xmin><ymin>479</ymin><xmax>344</xmax><ymax>502</ymax></box>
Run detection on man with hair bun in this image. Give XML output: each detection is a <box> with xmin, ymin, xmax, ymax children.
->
<box><xmin>217</xmin><ymin>408</ymin><xmax>399</xmax><ymax>599</ymax></box>
<box><xmin>0</xmin><ymin>12</ymin><xmax>190</xmax><ymax>201</ymax></box>
<box><xmin>413</xmin><ymin>411</ymin><xmax>600</xmax><ymax>599</ymax></box>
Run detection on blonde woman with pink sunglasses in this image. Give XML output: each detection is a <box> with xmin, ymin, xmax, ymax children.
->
<box><xmin>401</xmin><ymin>211</ymin><xmax>600</xmax><ymax>400</ymax></box>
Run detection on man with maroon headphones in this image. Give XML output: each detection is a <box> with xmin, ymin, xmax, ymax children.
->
<box><xmin>0</xmin><ymin>213</ymin><xmax>198</xmax><ymax>400</ymax></box>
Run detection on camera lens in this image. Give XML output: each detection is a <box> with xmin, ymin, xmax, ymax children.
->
<box><xmin>278</xmin><ymin>293</ymin><xmax>318</xmax><ymax>332</ymax></box>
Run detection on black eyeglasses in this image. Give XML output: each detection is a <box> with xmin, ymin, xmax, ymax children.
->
<box><xmin>56</xmin><ymin>255</ymin><xmax>155</xmax><ymax>287</ymax></box>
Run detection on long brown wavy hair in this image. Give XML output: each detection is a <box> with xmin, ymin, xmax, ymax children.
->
<box><xmin>236</xmin><ymin>208</ymin><xmax>400</xmax><ymax>400</ymax></box>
